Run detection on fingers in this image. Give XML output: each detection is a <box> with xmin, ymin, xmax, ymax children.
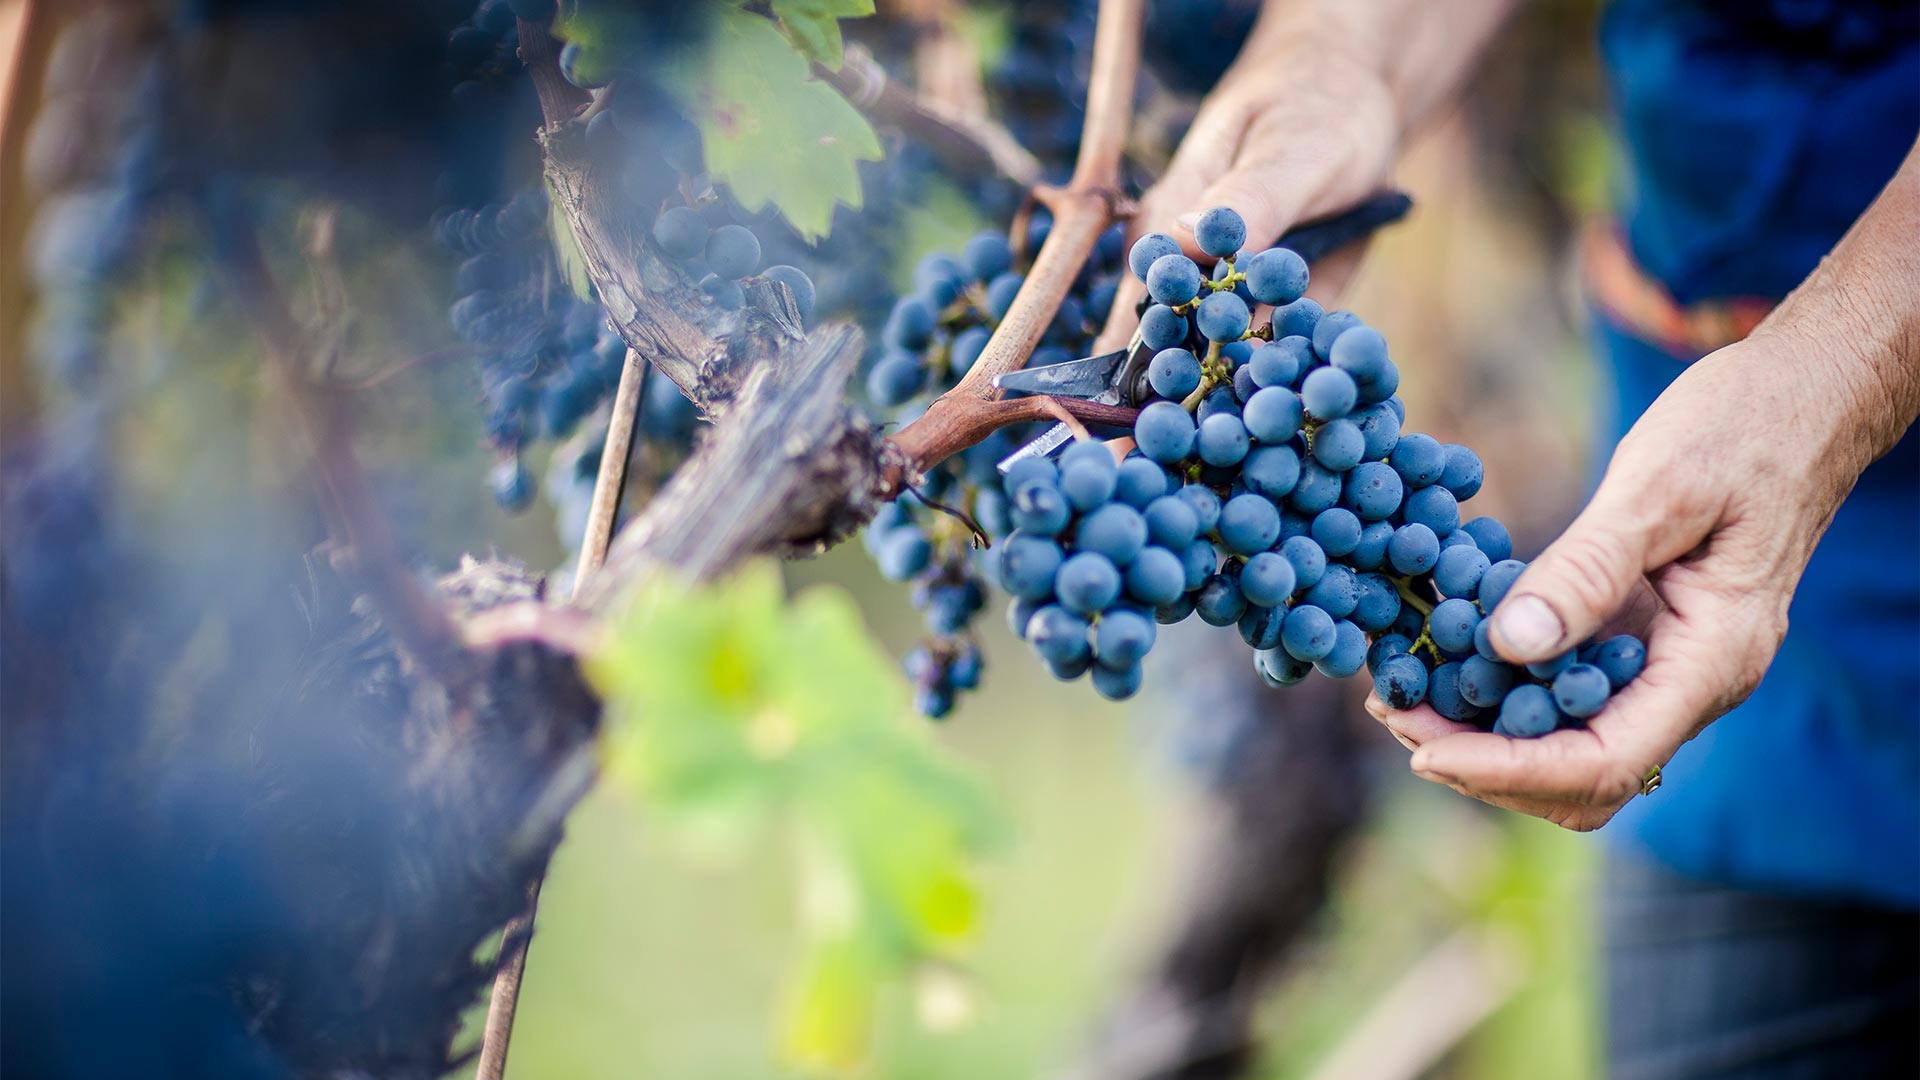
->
<box><xmin>1487</xmin><ymin>469</ymin><xmax>1708</xmax><ymax>665</ymax></box>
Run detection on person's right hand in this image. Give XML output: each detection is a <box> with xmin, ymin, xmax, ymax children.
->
<box><xmin>1094</xmin><ymin>14</ymin><xmax>1400</xmax><ymax>351</ymax></box>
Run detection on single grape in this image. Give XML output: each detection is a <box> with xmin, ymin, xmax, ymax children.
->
<box><xmin>1197</xmin><ymin>413</ymin><xmax>1251</xmax><ymax>467</ymax></box>
<box><xmin>1129</xmin><ymin>233</ymin><xmax>1183</xmax><ymax>282</ymax></box>
<box><xmin>1148</xmin><ymin>348</ymin><xmax>1203</xmax><ymax>399</ymax></box>
<box><xmin>1301</xmin><ymin>563</ymin><xmax>1359</xmax><ymax>619</ymax></box>
<box><xmin>1458</xmin><ymin>654</ymin><xmax>1516</xmax><ymax>708</ymax></box>
<box><xmin>1301</xmin><ymin>366</ymin><xmax>1358</xmax><ymax>420</ymax></box>
<box><xmin>1240</xmin><ymin>604</ymin><xmax>1287</xmax><ymax>649</ymax></box>
<box><xmin>1279</xmin><ymin>534</ymin><xmax>1327</xmax><ymax>589</ymax></box>
<box><xmin>1460</xmin><ymin>517</ymin><xmax>1513</xmax><ymax>563</ymax></box>
<box><xmin>877</xmin><ymin>528</ymin><xmax>933</xmax><ymax>581</ymax></box>
<box><xmin>999</xmin><ymin>533</ymin><xmax>1066</xmax><ymax>600</ymax></box>
<box><xmin>1125</xmin><ymin>546</ymin><xmax>1187</xmax><ymax>607</ymax></box>
<box><xmin>1354</xmin><ymin>402</ymin><xmax>1403</xmax><ymax>460</ymax></box>
<box><xmin>1240</xmin><ymin>550</ymin><xmax>1298</xmax><ymax>607</ymax></box>
<box><xmin>1315</xmin><ymin>620</ymin><xmax>1369</xmax><ymax>678</ymax></box>
<box><xmin>1329</xmin><ymin>326</ymin><xmax>1390</xmax><ymax>385</ymax></box>
<box><xmin>1195</xmin><ymin>573</ymin><xmax>1249</xmax><ymax>626</ymax></box>
<box><xmin>1427</xmin><ymin>662</ymin><xmax>1482</xmax><ymax>722</ymax></box>
<box><xmin>762</xmin><ymin>264</ymin><xmax>815</xmax><ymax>321</ymax></box>
<box><xmin>1196</xmin><ymin>384</ymin><xmax>1242</xmax><ymax>423</ymax></box>
<box><xmin>705</xmin><ymin>224</ymin><xmax>761</xmax><ymax>280</ymax></box>
<box><xmin>1375</xmin><ymin>653</ymin><xmax>1429</xmax><ymax>709</ymax></box>
<box><xmin>1194</xmin><ymin>206</ymin><xmax>1247</xmax><ymax>258</ymax></box>
<box><xmin>1143</xmin><ymin>495</ymin><xmax>1200</xmax><ymax>549</ymax></box>
<box><xmin>1076</xmin><ymin>502</ymin><xmax>1148</xmax><ymax>565</ymax></box>
<box><xmin>1350</xmin><ymin>520</ymin><xmax>1395</xmax><ymax>571</ymax></box>
<box><xmin>1552</xmin><ymin>663</ymin><xmax>1612</xmax><ymax>718</ymax></box>
<box><xmin>1010</xmin><ymin>479</ymin><xmax>1070</xmax><ymax>535</ymax></box>
<box><xmin>1180</xmin><ymin>537</ymin><xmax>1218</xmax><ymax>591</ymax></box>
<box><xmin>700</xmin><ymin>275</ymin><xmax>745</xmax><ymax>310</ymax></box>
<box><xmin>1251</xmin><ymin>337</ymin><xmax>1312</xmax><ymax>389</ymax></box>
<box><xmin>1441</xmin><ymin>444</ymin><xmax>1485</xmax><ymax>500</ymax></box>
<box><xmin>1368</xmin><ymin>633</ymin><xmax>1414</xmax><ymax>675</ymax></box>
<box><xmin>1389</xmin><ymin>433</ymin><xmax>1447</xmax><ymax>488</ymax></box>
<box><xmin>1402</xmin><ymin>484</ymin><xmax>1461</xmax><ymax>536</ymax></box>
<box><xmin>1140</xmin><ymin>304</ymin><xmax>1189</xmax><ymax>351</ymax></box>
<box><xmin>1494</xmin><ymin>684</ymin><xmax>1560</xmax><ymax>737</ymax></box>
<box><xmin>1134</xmin><ymin>401</ymin><xmax>1197</xmax><ymax>464</ymax></box>
<box><xmin>651</xmin><ymin>206</ymin><xmax>707</xmax><ymax>260</ymax></box>
<box><xmin>1028</xmin><ymin>605</ymin><xmax>1092</xmax><ymax>665</ymax></box>
<box><xmin>985</xmin><ymin>272</ymin><xmax>1024</xmax><ymax>319</ymax></box>
<box><xmin>1429</xmin><ymin>597</ymin><xmax>1482</xmax><ymax>655</ymax></box>
<box><xmin>1477</xmin><ymin>559</ymin><xmax>1527</xmax><ymax>612</ymax></box>
<box><xmin>1310</xmin><ymin>507</ymin><xmax>1363</xmax><ymax>557</ymax></box>
<box><xmin>963</xmin><ymin>231</ymin><xmax>1014</xmax><ymax>281</ymax></box>
<box><xmin>1146</xmin><ymin>253</ymin><xmax>1204</xmax><ymax>306</ymax></box>
<box><xmin>1282</xmin><ymin>604</ymin><xmax>1337</xmax><ymax>662</ymax></box>
<box><xmin>1256</xmin><ymin>647</ymin><xmax>1316</xmax><ymax>686</ymax></box>
<box><xmin>1311</xmin><ymin>310</ymin><xmax>1364</xmax><ymax>360</ymax></box>
<box><xmin>1059</xmin><ymin>458</ymin><xmax>1119</xmax><ymax>513</ymax></box>
<box><xmin>1311</xmin><ymin>418</ymin><xmax>1366</xmax><ymax>470</ymax></box>
<box><xmin>1157</xmin><ymin>594</ymin><xmax>1197</xmax><ymax>624</ymax></box>
<box><xmin>1525</xmin><ymin>650</ymin><xmax>1578</xmax><ymax>680</ymax></box>
<box><xmin>1178</xmin><ymin>484</ymin><xmax>1223</xmax><ymax>533</ymax></box>
<box><xmin>1241</xmin><ymin>444</ymin><xmax>1301</xmax><ymax>500</ymax></box>
<box><xmin>1341</xmin><ymin>461</ymin><xmax>1404</xmax><ymax>521</ymax></box>
<box><xmin>1350</xmin><ymin>573</ymin><xmax>1402</xmax><ymax>632</ymax></box>
<box><xmin>1473</xmin><ymin>619</ymin><xmax>1501</xmax><ymax>661</ymax></box>
<box><xmin>1046</xmin><ymin>653</ymin><xmax>1094</xmax><ymax>681</ymax></box>
<box><xmin>1008</xmin><ymin>596</ymin><xmax>1043</xmax><ymax>638</ymax></box>
<box><xmin>1289</xmin><ymin>460</ymin><xmax>1344</xmax><ymax>514</ymax></box>
<box><xmin>1196</xmin><ymin>291</ymin><xmax>1251</xmax><ymax>342</ymax></box>
<box><xmin>1242</xmin><ymin>247</ymin><xmax>1309</xmax><ymax>305</ymax></box>
<box><xmin>867</xmin><ymin>351</ymin><xmax>927</xmax><ymax>406</ymax></box>
<box><xmin>1433</xmin><ymin>545</ymin><xmax>1492</xmax><ymax>600</ymax></box>
<box><xmin>1271</xmin><ymin>297</ymin><xmax>1324</xmax><ymax>341</ymax></box>
<box><xmin>1115</xmin><ymin>456</ymin><xmax>1170</xmax><ymax>508</ymax></box>
<box><xmin>1593</xmin><ymin>635</ymin><xmax>1648</xmax><ymax>689</ymax></box>
<box><xmin>1218</xmin><ymin>493</ymin><xmax>1281</xmax><ymax>554</ymax></box>
<box><xmin>1243</xmin><ymin>386</ymin><xmax>1304</xmax><ymax>444</ymax></box>
<box><xmin>1056</xmin><ymin>552</ymin><xmax>1123</xmax><ymax>614</ymax></box>
<box><xmin>1095</xmin><ymin>609</ymin><xmax>1157</xmax><ymax>668</ymax></box>
<box><xmin>1092</xmin><ymin>661</ymin><xmax>1145</xmax><ymax>700</ymax></box>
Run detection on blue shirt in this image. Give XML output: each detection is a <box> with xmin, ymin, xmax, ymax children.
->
<box><xmin>1599</xmin><ymin>0</ymin><xmax>1920</xmax><ymax>907</ymax></box>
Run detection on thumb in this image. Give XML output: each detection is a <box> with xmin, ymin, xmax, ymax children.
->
<box><xmin>1172</xmin><ymin>157</ymin><xmax>1318</xmax><ymax>262</ymax></box>
<box><xmin>1488</xmin><ymin>487</ymin><xmax>1673</xmax><ymax>664</ymax></box>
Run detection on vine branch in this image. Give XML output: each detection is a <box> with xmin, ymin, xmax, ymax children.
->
<box><xmin>817</xmin><ymin>43</ymin><xmax>1041</xmax><ymax>189</ymax></box>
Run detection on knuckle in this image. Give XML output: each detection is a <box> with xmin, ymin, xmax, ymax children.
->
<box><xmin>1541</xmin><ymin>531</ymin><xmax>1634</xmax><ymax>621</ymax></box>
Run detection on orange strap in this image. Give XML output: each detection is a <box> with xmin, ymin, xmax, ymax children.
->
<box><xmin>1581</xmin><ymin>220</ymin><xmax>1777</xmax><ymax>358</ymax></box>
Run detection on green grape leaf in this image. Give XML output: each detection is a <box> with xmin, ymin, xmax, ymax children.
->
<box><xmin>675</xmin><ymin>12</ymin><xmax>882</xmax><ymax>241</ymax></box>
<box><xmin>586</xmin><ymin>563</ymin><xmax>1004</xmax><ymax>1074</ymax></box>
<box><xmin>770</xmin><ymin>0</ymin><xmax>875</xmax><ymax>69</ymax></box>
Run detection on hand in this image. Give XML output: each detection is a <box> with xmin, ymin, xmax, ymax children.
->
<box><xmin>1366</xmin><ymin>330</ymin><xmax>1877</xmax><ymax>830</ymax></box>
<box><xmin>1093</xmin><ymin>17</ymin><xmax>1400</xmax><ymax>351</ymax></box>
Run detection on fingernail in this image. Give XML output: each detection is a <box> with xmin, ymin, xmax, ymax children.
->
<box><xmin>1491</xmin><ymin>594</ymin><xmax>1564</xmax><ymax>658</ymax></box>
<box><xmin>1174</xmin><ymin>211</ymin><xmax>1200</xmax><ymax>233</ymax></box>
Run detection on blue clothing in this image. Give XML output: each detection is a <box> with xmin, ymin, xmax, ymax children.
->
<box><xmin>1598</xmin><ymin>1</ymin><xmax>1920</xmax><ymax>908</ymax></box>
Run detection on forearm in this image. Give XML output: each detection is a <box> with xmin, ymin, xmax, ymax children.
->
<box><xmin>1238</xmin><ymin>0</ymin><xmax>1521</xmax><ymax>136</ymax></box>
<box><xmin>1752</xmin><ymin>137</ymin><xmax>1920</xmax><ymax>477</ymax></box>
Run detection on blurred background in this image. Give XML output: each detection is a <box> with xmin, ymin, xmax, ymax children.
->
<box><xmin>2</xmin><ymin>1</ymin><xmax>1619</xmax><ymax>1077</ymax></box>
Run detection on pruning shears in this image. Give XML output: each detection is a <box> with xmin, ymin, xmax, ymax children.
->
<box><xmin>992</xmin><ymin>190</ymin><xmax>1414</xmax><ymax>472</ymax></box>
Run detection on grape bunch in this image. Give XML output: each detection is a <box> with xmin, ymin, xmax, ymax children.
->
<box><xmin>988</xmin><ymin>206</ymin><xmax>1646</xmax><ymax>735</ymax></box>
<box><xmin>861</xmin><ymin>218</ymin><xmax>1130</xmax><ymax>717</ymax></box>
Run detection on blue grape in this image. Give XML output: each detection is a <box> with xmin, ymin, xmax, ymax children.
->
<box><xmin>1495</xmin><ymin>684</ymin><xmax>1560</xmax><ymax>737</ymax></box>
<box><xmin>1282</xmin><ymin>604</ymin><xmax>1337</xmax><ymax>662</ymax></box>
<box><xmin>1092</xmin><ymin>661</ymin><xmax>1145</xmax><ymax>700</ymax></box>
<box><xmin>1008</xmin><ymin>597</ymin><xmax>1042</xmax><ymax>638</ymax></box>
<box><xmin>1433</xmin><ymin>545</ymin><xmax>1491</xmax><ymax>599</ymax></box>
<box><xmin>1350</xmin><ymin>520</ymin><xmax>1394</xmax><ymax>571</ymax></box>
<box><xmin>1047</xmin><ymin>654</ymin><xmax>1094</xmax><ymax>681</ymax></box>
<box><xmin>1375</xmin><ymin>653</ymin><xmax>1429</xmax><ymax>709</ymax></box>
<box><xmin>1301</xmin><ymin>366</ymin><xmax>1358</xmax><ymax>420</ymax></box>
<box><xmin>705</xmin><ymin>224</ymin><xmax>761</xmax><ymax>279</ymax></box>
<box><xmin>1350</xmin><ymin>573</ymin><xmax>1402</xmax><ymax>632</ymax></box>
<box><xmin>1242</xmin><ymin>247</ymin><xmax>1309</xmax><ymax>305</ymax></box>
<box><xmin>1478</xmin><ymin>559</ymin><xmax>1526</xmax><ymax>613</ymax></box>
<box><xmin>1341</xmin><ymin>461</ymin><xmax>1403</xmax><ymax>521</ymax></box>
<box><xmin>1280</xmin><ymin>534</ymin><xmax>1327</xmax><ymax>589</ymax></box>
<box><xmin>1429</xmin><ymin>597</ymin><xmax>1482</xmax><ymax>655</ymax></box>
<box><xmin>1441</xmin><ymin>444</ymin><xmax>1485</xmax><ymax>500</ymax></box>
<box><xmin>1194</xmin><ymin>206</ymin><xmax>1247</xmax><ymax>258</ymax></box>
<box><xmin>1003</xmin><ymin>456</ymin><xmax>1057</xmax><ymax>491</ymax></box>
<box><xmin>1389</xmin><ymin>433</ymin><xmax>1446</xmax><ymax>488</ymax></box>
<box><xmin>1354</xmin><ymin>402</ymin><xmax>1402</xmax><ymax>460</ymax></box>
<box><xmin>1240</xmin><ymin>604</ymin><xmax>1287</xmax><ymax>649</ymax></box>
<box><xmin>762</xmin><ymin>264</ymin><xmax>815</xmax><ymax>321</ymax></box>
<box><xmin>1460</xmin><ymin>517</ymin><xmax>1512</xmax><ymax>562</ymax></box>
<box><xmin>1010</xmin><ymin>480</ymin><xmax>1070</xmax><ymax>535</ymax></box>
<box><xmin>985</xmin><ymin>272</ymin><xmax>1024</xmax><ymax>319</ymax></box>
<box><xmin>1271</xmin><ymin>297</ymin><xmax>1324</xmax><ymax>341</ymax></box>
<box><xmin>1368</xmin><ymin>633</ymin><xmax>1414</xmax><ymax>675</ymax></box>
<box><xmin>1144</xmin><ymin>495</ymin><xmax>1200</xmax><ymax>549</ymax></box>
<box><xmin>1289</xmin><ymin>460</ymin><xmax>1344</xmax><ymax>514</ymax></box>
<box><xmin>1315</xmin><ymin>621</ymin><xmax>1368</xmax><ymax>678</ymax></box>
<box><xmin>1129</xmin><ymin>232</ymin><xmax>1183</xmax><ymax>281</ymax></box>
<box><xmin>1243</xmin><ymin>386</ymin><xmax>1304</xmax><ymax>444</ymax></box>
<box><xmin>1028</xmin><ymin>605</ymin><xmax>1092</xmax><ymax>665</ymax></box>
<box><xmin>1177</xmin><ymin>484</ymin><xmax>1222</xmax><ymax>533</ymax></box>
<box><xmin>1427</xmin><ymin>662</ymin><xmax>1481</xmax><ymax>721</ymax></box>
<box><xmin>1441</xmin><ymin>529</ymin><xmax>1479</xmax><ymax>552</ymax></box>
<box><xmin>1526</xmin><ymin>650</ymin><xmax>1578</xmax><ymax>680</ymax></box>
<box><xmin>1115</xmin><ymin>456</ymin><xmax>1170</xmax><ymax>508</ymax></box>
<box><xmin>963</xmin><ymin>231</ymin><xmax>1014</xmax><ymax>281</ymax></box>
<box><xmin>1000</xmin><ymin>533</ymin><xmax>1065</xmax><ymax>600</ymax></box>
<box><xmin>1197</xmin><ymin>413</ymin><xmax>1251</xmax><ymax>467</ymax></box>
<box><xmin>1257</xmin><ymin>647</ymin><xmax>1316</xmax><ymax>686</ymax></box>
<box><xmin>877</xmin><ymin>528</ymin><xmax>933</xmax><ymax>581</ymax></box>
<box><xmin>1302</xmin><ymin>563</ymin><xmax>1359</xmax><ymax>619</ymax></box>
<box><xmin>1311</xmin><ymin>418</ymin><xmax>1366</xmax><ymax>470</ymax></box>
<box><xmin>1149</xmin><ymin>348</ymin><xmax>1203</xmax><ymax>399</ymax></box>
<box><xmin>1311</xmin><ymin>507</ymin><xmax>1363</xmax><ymax>556</ymax></box>
<box><xmin>914</xmin><ymin>252</ymin><xmax>967</xmax><ymax>305</ymax></box>
<box><xmin>1195</xmin><ymin>573</ymin><xmax>1248</xmax><ymax>626</ymax></box>
<box><xmin>1240</xmin><ymin>550</ymin><xmax>1298</xmax><ymax>607</ymax></box>
<box><xmin>1218</xmin><ymin>493</ymin><xmax>1281</xmax><ymax>554</ymax></box>
<box><xmin>1075</xmin><ymin>503</ymin><xmax>1147</xmax><ymax>565</ymax></box>
<box><xmin>1196</xmin><ymin>385</ymin><xmax>1241</xmax><ymax>423</ymax></box>
<box><xmin>949</xmin><ymin>326</ymin><xmax>991</xmax><ymax>376</ymax></box>
<box><xmin>1241</xmin><ymin>445</ymin><xmax>1301</xmax><ymax>500</ymax></box>
<box><xmin>700</xmin><ymin>275</ymin><xmax>746</xmax><ymax>310</ymax></box>
<box><xmin>1458</xmin><ymin>654</ymin><xmax>1515</xmax><ymax>708</ymax></box>
<box><xmin>1196</xmin><ymin>291</ymin><xmax>1251</xmax><ymax>342</ymax></box>
<box><xmin>1059</xmin><ymin>451</ymin><xmax>1118</xmax><ymax>511</ymax></box>
<box><xmin>1181</xmin><ymin>537</ymin><xmax>1218</xmax><ymax>591</ymax></box>
<box><xmin>1134</xmin><ymin>401</ymin><xmax>1197</xmax><ymax>464</ymax></box>
<box><xmin>1553</xmin><ymin>664</ymin><xmax>1612</xmax><ymax>718</ymax></box>
<box><xmin>1125</xmin><ymin>546</ymin><xmax>1187</xmax><ymax>606</ymax></box>
<box><xmin>867</xmin><ymin>352</ymin><xmax>926</xmax><ymax>406</ymax></box>
<box><xmin>1056</xmin><ymin>551</ymin><xmax>1123</xmax><ymax>615</ymax></box>
<box><xmin>1311</xmin><ymin>310</ymin><xmax>1364</xmax><ymax>359</ymax></box>
<box><xmin>652</xmin><ymin>206</ymin><xmax>707</xmax><ymax>259</ymax></box>
<box><xmin>1146</xmin><ymin>253</ymin><xmax>1204</xmax><ymax>306</ymax></box>
<box><xmin>1330</xmin><ymin>326</ymin><xmax>1390</xmax><ymax>384</ymax></box>
<box><xmin>1402</xmin><ymin>484</ymin><xmax>1461</xmax><ymax>535</ymax></box>
<box><xmin>1095</xmin><ymin>609</ymin><xmax>1157</xmax><ymax>668</ymax></box>
<box><xmin>1158</xmin><ymin>594</ymin><xmax>1197</xmax><ymax>624</ymax></box>
<box><xmin>1593</xmin><ymin>635</ymin><xmax>1648</xmax><ymax>689</ymax></box>
<box><xmin>1140</xmin><ymin>304</ymin><xmax>1189</xmax><ymax>351</ymax></box>
<box><xmin>1473</xmin><ymin>618</ymin><xmax>1501</xmax><ymax>661</ymax></box>
<box><xmin>1251</xmin><ymin>337</ymin><xmax>1312</xmax><ymax>389</ymax></box>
